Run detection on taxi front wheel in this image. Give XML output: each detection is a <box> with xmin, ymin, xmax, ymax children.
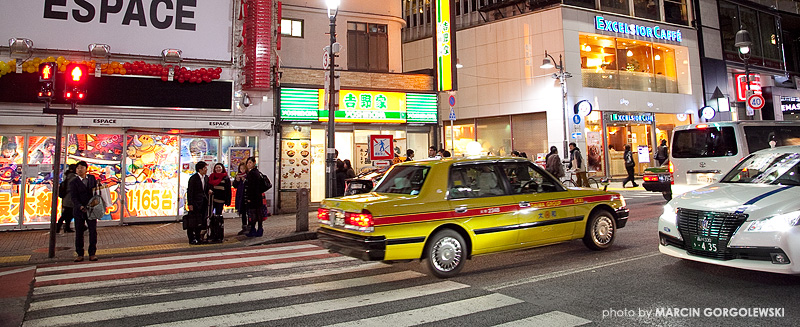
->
<box><xmin>583</xmin><ymin>210</ymin><xmax>616</xmax><ymax>250</ymax></box>
<box><xmin>422</xmin><ymin>229</ymin><xmax>466</xmax><ymax>278</ymax></box>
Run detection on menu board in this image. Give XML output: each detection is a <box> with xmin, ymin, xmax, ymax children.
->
<box><xmin>280</xmin><ymin>139</ymin><xmax>311</xmax><ymax>190</ymax></box>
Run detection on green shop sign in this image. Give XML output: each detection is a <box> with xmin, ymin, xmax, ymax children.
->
<box><xmin>279</xmin><ymin>88</ymin><xmax>437</xmax><ymax>123</ymax></box>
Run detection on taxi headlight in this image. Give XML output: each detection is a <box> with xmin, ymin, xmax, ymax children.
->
<box><xmin>746</xmin><ymin>211</ymin><xmax>800</xmax><ymax>232</ymax></box>
<box><xmin>660</xmin><ymin>204</ymin><xmax>677</xmax><ymax>225</ymax></box>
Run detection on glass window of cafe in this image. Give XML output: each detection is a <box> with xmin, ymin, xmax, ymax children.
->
<box><xmin>580</xmin><ymin>34</ymin><xmax>680</xmax><ymax>93</ymax></box>
<box><xmin>443</xmin><ymin>114</ymin><xmax>547</xmax><ymax>158</ymax></box>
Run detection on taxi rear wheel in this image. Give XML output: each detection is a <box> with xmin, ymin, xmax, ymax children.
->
<box><xmin>422</xmin><ymin>229</ymin><xmax>466</xmax><ymax>278</ymax></box>
<box><xmin>583</xmin><ymin>210</ymin><xmax>616</xmax><ymax>250</ymax></box>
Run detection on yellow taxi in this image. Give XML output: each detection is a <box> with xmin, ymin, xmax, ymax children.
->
<box><xmin>317</xmin><ymin>157</ymin><xmax>629</xmax><ymax>277</ymax></box>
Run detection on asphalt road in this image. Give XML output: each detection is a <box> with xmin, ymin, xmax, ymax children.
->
<box><xmin>18</xmin><ymin>190</ymin><xmax>800</xmax><ymax>326</ymax></box>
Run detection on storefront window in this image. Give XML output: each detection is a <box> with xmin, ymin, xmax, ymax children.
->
<box><xmin>221</xmin><ymin>134</ymin><xmax>257</xmax><ymax>213</ymax></box>
<box><xmin>444</xmin><ymin>119</ymin><xmax>476</xmax><ymax>157</ymax></box>
<box><xmin>633</xmin><ymin>0</ymin><xmax>659</xmax><ymax>21</ymax></box>
<box><xmin>719</xmin><ymin>1</ymin><xmax>784</xmax><ymax>70</ymax></box>
<box><xmin>179</xmin><ymin>138</ymin><xmax>219</xmax><ymax>216</ymax></box>
<box><xmin>759</xmin><ymin>12</ymin><xmax>781</xmax><ymax>68</ymax></box>
<box><xmin>563</xmin><ymin>0</ymin><xmax>596</xmax><ymax>10</ymax></box>
<box><xmin>511</xmin><ymin>113</ymin><xmax>548</xmax><ymax>160</ymax></box>
<box><xmin>0</xmin><ymin>135</ymin><xmax>23</xmax><ymax>226</ymax></box>
<box><xmin>25</xmin><ymin>136</ymin><xmax>60</xmax><ymax>224</ymax></box>
<box><xmin>580</xmin><ymin>35</ymin><xmax>619</xmax><ymax>89</ymax></box>
<box><xmin>585</xmin><ymin>112</ymin><xmax>604</xmax><ymax>174</ymax></box>
<box><xmin>477</xmin><ymin>116</ymin><xmax>512</xmax><ymax>156</ymax></box>
<box><xmin>739</xmin><ymin>7</ymin><xmax>762</xmax><ymax>59</ymax></box>
<box><xmin>125</xmin><ymin>134</ymin><xmax>180</xmax><ymax>218</ymax></box>
<box><xmin>581</xmin><ymin>34</ymin><xmax>679</xmax><ymax>93</ymax></box>
<box><xmin>66</xmin><ymin>134</ymin><xmax>124</xmax><ymax>221</ymax></box>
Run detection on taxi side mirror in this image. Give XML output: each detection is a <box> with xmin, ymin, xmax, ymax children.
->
<box><xmin>600</xmin><ymin>178</ymin><xmax>610</xmax><ymax>192</ymax></box>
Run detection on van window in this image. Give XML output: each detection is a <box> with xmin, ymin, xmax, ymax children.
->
<box><xmin>672</xmin><ymin>127</ymin><xmax>737</xmax><ymax>158</ymax></box>
<box><xmin>743</xmin><ymin>126</ymin><xmax>800</xmax><ymax>153</ymax></box>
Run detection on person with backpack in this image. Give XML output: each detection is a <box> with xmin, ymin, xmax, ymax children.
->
<box><xmin>69</xmin><ymin>161</ymin><xmax>99</xmax><ymax>262</ymax></box>
<box><xmin>244</xmin><ymin>157</ymin><xmax>271</xmax><ymax>237</ymax></box>
<box><xmin>655</xmin><ymin>139</ymin><xmax>669</xmax><ymax>166</ymax></box>
<box><xmin>57</xmin><ymin>164</ymin><xmax>77</xmax><ymax>234</ymax></box>
<box><xmin>622</xmin><ymin>144</ymin><xmax>639</xmax><ymax>188</ymax></box>
<box><xmin>545</xmin><ymin>146</ymin><xmax>565</xmax><ymax>178</ymax></box>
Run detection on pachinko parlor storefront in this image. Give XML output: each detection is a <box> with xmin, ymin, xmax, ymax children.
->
<box><xmin>0</xmin><ymin>125</ymin><xmax>265</xmax><ymax>230</ymax></box>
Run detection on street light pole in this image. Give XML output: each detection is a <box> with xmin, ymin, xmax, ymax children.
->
<box><xmin>326</xmin><ymin>0</ymin><xmax>340</xmax><ymax>198</ymax></box>
<box><xmin>735</xmin><ymin>28</ymin><xmax>753</xmax><ymax>118</ymax></box>
<box><xmin>541</xmin><ymin>51</ymin><xmax>572</xmax><ymax>160</ymax></box>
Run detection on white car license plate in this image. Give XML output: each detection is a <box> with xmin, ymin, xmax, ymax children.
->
<box><xmin>695</xmin><ymin>174</ymin><xmax>716</xmax><ymax>184</ymax></box>
<box><xmin>331</xmin><ymin>209</ymin><xmax>345</xmax><ymax>227</ymax></box>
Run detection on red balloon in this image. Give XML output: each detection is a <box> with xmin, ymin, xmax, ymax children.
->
<box><xmin>161</xmin><ymin>76</ymin><xmax>168</xmax><ymax>81</ymax></box>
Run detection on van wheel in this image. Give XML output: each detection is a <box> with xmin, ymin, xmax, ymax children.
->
<box><xmin>422</xmin><ymin>229</ymin><xmax>466</xmax><ymax>278</ymax></box>
<box><xmin>583</xmin><ymin>210</ymin><xmax>616</xmax><ymax>250</ymax></box>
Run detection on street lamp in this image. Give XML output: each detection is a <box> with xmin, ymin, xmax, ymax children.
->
<box><xmin>540</xmin><ymin>50</ymin><xmax>572</xmax><ymax>160</ymax></box>
<box><xmin>326</xmin><ymin>0</ymin><xmax>340</xmax><ymax>198</ymax></box>
<box><xmin>735</xmin><ymin>28</ymin><xmax>753</xmax><ymax>116</ymax></box>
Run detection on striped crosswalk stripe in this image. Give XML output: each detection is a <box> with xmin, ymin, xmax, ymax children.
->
<box><xmin>24</xmin><ymin>242</ymin><xmax>595</xmax><ymax>327</ymax></box>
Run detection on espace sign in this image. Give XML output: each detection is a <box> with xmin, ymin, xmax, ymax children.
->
<box><xmin>1</xmin><ymin>0</ymin><xmax>232</xmax><ymax>61</ymax></box>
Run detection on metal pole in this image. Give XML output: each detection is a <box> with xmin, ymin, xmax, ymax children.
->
<box><xmin>48</xmin><ymin>110</ymin><xmax>64</xmax><ymax>258</ymax></box>
<box><xmin>326</xmin><ymin>13</ymin><xmax>337</xmax><ymax>198</ymax></box>
<box><xmin>450</xmin><ymin>119</ymin><xmax>454</xmax><ymax>155</ymax></box>
<box><xmin>560</xmin><ymin>56</ymin><xmax>569</xmax><ymax>161</ymax></box>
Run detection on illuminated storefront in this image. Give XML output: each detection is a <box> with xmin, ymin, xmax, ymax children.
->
<box><xmin>279</xmin><ymin>87</ymin><xmax>437</xmax><ymax>203</ymax></box>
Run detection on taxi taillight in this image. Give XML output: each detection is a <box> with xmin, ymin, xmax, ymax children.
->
<box><xmin>317</xmin><ymin>208</ymin><xmax>330</xmax><ymax>222</ymax></box>
<box><xmin>643</xmin><ymin>175</ymin><xmax>659</xmax><ymax>182</ymax></box>
<box><xmin>346</xmin><ymin>211</ymin><xmax>373</xmax><ymax>228</ymax></box>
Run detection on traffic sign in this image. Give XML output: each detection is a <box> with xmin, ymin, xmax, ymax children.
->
<box><xmin>449</xmin><ymin>107</ymin><xmax>456</xmax><ymax>121</ymax></box>
<box><xmin>748</xmin><ymin>94</ymin><xmax>765</xmax><ymax>110</ymax></box>
<box><xmin>369</xmin><ymin>135</ymin><xmax>394</xmax><ymax>160</ymax></box>
<box><xmin>571</xmin><ymin>132</ymin><xmax>582</xmax><ymax>139</ymax></box>
<box><xmin>448</xmin><ymin>95</ymin><xmax>456</xmax><ymax>107</ymax></box>
<box><xmin>572</xmin><ymin>114</ymin><xmax>581</xmax><ymax>125</ymax></box>
<box><xmin>323</xmin><ymin>50</ymin><xmax>330</xmax><ymax>70</ymax></box>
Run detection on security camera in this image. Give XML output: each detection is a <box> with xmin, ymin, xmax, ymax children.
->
<box><xmin>242</xmin><ymin>93</ymin><xmax>251</xmax><ymax>107</ymax></box>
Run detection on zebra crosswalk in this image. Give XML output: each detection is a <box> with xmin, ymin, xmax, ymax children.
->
<box><xmin>23</xmin><ymin>242</ymin><xmax>593</xmax><ymax>327</ymax></box>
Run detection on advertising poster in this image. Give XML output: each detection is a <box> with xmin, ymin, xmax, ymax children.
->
<box><xmin>228</xmin><ymin>147</ymin><xmax>252</xmax><ymax>177</ymax></box>
<box><xmin>66</xmin><ymin>134</ymin><xmax>124</xmax><ymax>221</ymax></box>
<box><xmin>0</xmin><ymin>135</ymin><xmax>23</xmax><ymax>225</ymax></box>
<box><xmin>125</xmin><ymin>134</ymin><xmax>180</xmax><ymax>218</ymax></box>
<box><xmin>586</xmin><ymin>132</ymin><xmax>604</xmax><ymax>173</ymax></box>
<box><xmin>178</xmin><ymin>138</ymin><xmax>219</xmax><ymax>216</ymax></box>
<box><xmin>280</xmin><ymin>139</ymin><xmax>311</xmax><ymax>190</ymax></box>
<box><xmin>24</xmin><ymin>136</ymin><xmax>61</xmax><ymax>223</ymax></box>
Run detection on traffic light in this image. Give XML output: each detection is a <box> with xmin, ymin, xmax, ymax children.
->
<box><xmin>38</xmin><ymin>62</ymin><xmax>56</xmax><ymax>101</ymax></box>
<box><xmin>64</xmin><ymin>63</ymin><xmax>88</xmax><ymax>102</ymax></box>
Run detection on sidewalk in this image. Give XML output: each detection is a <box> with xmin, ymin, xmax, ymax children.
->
<box><xmin>0</xmin><ymin>212</ymin><xmax>320</xmax><ymax>268</ymax></box>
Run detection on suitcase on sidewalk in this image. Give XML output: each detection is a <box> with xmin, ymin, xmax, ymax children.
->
<box><xmin>208</xmin><ymin>214</ymin><xmax>224</xmax><ymax>242</ymax></box>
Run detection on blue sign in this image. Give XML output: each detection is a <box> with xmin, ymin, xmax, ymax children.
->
<box><xmin>449</xmin><ymin>107</ymin><xmax>456</xmax><ymax>121</ymax></box>
<box><xmin>571</xmin><ymin>132</ymin><xmax>583</xmax><ymax>139</ymax></box>
<box><xmin>595</xmin><ymin>16</ymin><xmax>682</xmax><ymax>43</ymax></box>
<box><xmin>572</xmin><ymin>115</ymin><xmax>581</xmax><ymax>125</ymax></box>
<box><xmin>448</xmin><ymin>95</ymin><xmax>456</xmax><ymax>107</ymax></box>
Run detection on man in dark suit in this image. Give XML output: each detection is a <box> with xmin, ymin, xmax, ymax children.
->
<box><xmin>69</xmin><ymin>161</ymin><xmax>98</xmax><ymax>262</ymax></box>
<box><xmin>186</xmin><ymin>161</ymin><xmax>209</xmax><ymax>245</ymax></box>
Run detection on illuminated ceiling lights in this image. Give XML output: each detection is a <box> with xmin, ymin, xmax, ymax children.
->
<box><xmin>627</xmin><ymin>50</ymin><xmax>633</xmax><ymax>57</ymax></box>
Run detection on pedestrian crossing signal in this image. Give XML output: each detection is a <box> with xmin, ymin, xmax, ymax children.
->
<box><xmin>64</xmin><ymin>63</ymin><xmax>89</xmax><ymax>102</ymax></box>
<box><xmin>39</xmin><ymin>62</ymin><xmax>56</xmax><ymax>83</ymax></box>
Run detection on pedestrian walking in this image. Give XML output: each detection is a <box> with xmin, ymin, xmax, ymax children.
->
<box><xmin>57</xmin><ymin>164</ymin><xmax>77</xmax><ymax>234</ymax></box>
<box><xmin>428</xmin><ymin>146</ymin><xmax>437</xmax><ymax>158</ymax></box>
<box><xmin>335</xmin><ymin>160</ymin><xmax>347</xmax><ymax>197</ymax></box>
<box><xmin>405</xmin><ymin>149</ymin><xmax>415</xmax><ymax>162</ymax></box>
<box><xmin>343</xmin><ymin>159</ymin><xmax>356</xmax><ymax>178</ymax></box>
<box><xmin>622</xmin><ymin>144</ymin><xmax>639</xmax><ymax>188</ymax></box>
<box><xmin>233</xmin><ymin>162</ymin><xmax>249</xmax><ymax>235</ymax></box>
<box><xmin>69</xmin><ymin>161</ymin><xmax>98</xmax><ymax>262</ymax></box>
<box><xmin>545</xmin><ymin>146</ymin><xmax>565</xmax><ymax>178</ymax></box>
<box><xmin>244</xmin><ymin>157</ymin><xmax>268</xmax><ymax>237</ymax></box>
<box><xmin>655</xmin><ymin>139</ymin><xmax>669</xmax><ymax>166</ymax></box>
<box><xmin>185</xmin><ymin>161</ymin><xmax>210</xmax><ymax>245</ymax></box>
<box><xmin>569</xmin><ymin>142</ymin><xmax>589</xmax><ymax>187</ymax></box>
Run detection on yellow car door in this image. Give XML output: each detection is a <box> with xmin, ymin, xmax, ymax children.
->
<box><xmin>447</xmin><ymin>162</ymin><xmax>520</xmax><ymax>254</ymax></box>
<box><xmin>500</xmin><ymin>161</ymin><xmax>577</xmax><ymax>245</ymax></box>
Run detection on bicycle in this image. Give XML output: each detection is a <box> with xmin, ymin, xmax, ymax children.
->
<box><xmin>561</xmin><ymin>169</ymin><xmax>600</xmax><ymax>189</ymax></box>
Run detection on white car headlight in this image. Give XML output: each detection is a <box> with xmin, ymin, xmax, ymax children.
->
<box><xmin>746</xmin><ymin>211</ymin><xmax>800</xmax><ymax>232</ymax></box>
<box><xmin>660</xmin><ymin>203</ymin><xmax>677</xmax><ymax>225</ymax></box>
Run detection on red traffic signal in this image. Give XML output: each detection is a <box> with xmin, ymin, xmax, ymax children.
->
<box><xmin>39</xmin><ymin>62</ymin><xmax>57</xmax><ymax>83</ymax></box>
<box><xmin>64</xmin><ymin>63</ymin><xmax>89</xmax><ymax>102</ymax></box>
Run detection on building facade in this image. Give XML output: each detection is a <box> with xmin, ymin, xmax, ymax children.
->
<box><xmin>403</xmin><ymin>0</ymin><xmax>701</xmax><ymax>177</ymax></box>
<box><xmin>276</xmin><ymin>0</ymin><xmax>437</xmax><ymax>208</ymax></box>
<box><xmin>0</xmin><ymin>1</ymin><xmax>277</xmax><ymax>229</ymax></box>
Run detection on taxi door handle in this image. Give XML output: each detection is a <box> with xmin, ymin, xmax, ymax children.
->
<box><xmin>454</xmin><ymin>205</ymin><xmax>468</xmax><ymax>213</ymax></box>
<box><xmin>518</xmin><ymin>201</ymin><xmax>530</xmax><ymax>208</ymax></box>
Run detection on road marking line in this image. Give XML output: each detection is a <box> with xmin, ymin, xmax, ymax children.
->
<box><xmin>324</xmin><ymin>293</ymin><xmax>524</xmax><ymax>327</ymax></box>
<box><xmin>493</xmin><ymin>311</ymin><xmax>591</xmax><ymax>327</ymax></box>
<box><xmin>29</xmin><ymin>261</ymin><xmax>387</xmax><ymax>311</ymax></box>
<box><xmin>0</xmin><ymin>266</ymin><xmax>36</xmax><ymax>277</ymax></box>
<box><xmin>34</xmin><ymin>249</ymin><xmax>330</xmax><ymax>283</ymax></box>
<box><xmin>23</xmin><ymin>271</ymin><xmax>428</xmax><ymax>327</ymax></box>
<box><xmin>33</xmin><ymin>256</ymin><xmax>361</xmax><ymax>295</ymax></box>
<box><xmin>36</xmin><ymin>243</ymin><xmax>318</xmax><ymax>272</ymax></box>
<box><xmin>144</xmin><ymin>281</ymin><xmax>470</xmax><ymax>327</ymax></box>
<box><xmin>485</xmin><ymin>252</ymin><xmax>660</xmax><ymax>291</ymax></box>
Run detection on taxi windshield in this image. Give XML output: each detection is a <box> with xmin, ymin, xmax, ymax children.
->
<box><xmin>721</xmin><ymin>152</ymin><xmax>800</xmax><ymax>186</ymax></box>
<box><xmin>373</xmin><ymin>166</ymin><xmax>430</xmax><ymax>195</ymax></box>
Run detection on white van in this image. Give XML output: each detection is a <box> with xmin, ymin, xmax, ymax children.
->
<box><xmin>670</xmin><ymin>121</ymin><xmax>800</xmax><ymax>185</ymax></box>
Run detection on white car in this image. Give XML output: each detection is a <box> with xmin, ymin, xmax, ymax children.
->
<box><xmin>658</xmin><ymin>145</ymin><xmax>800</xmax><ymax>274</ymax></box>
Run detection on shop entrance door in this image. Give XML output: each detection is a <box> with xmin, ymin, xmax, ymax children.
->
<box><xmin>606</xmin><ymin>124</ymin><xmax>653</xmax><ymax>177</ymax></box>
